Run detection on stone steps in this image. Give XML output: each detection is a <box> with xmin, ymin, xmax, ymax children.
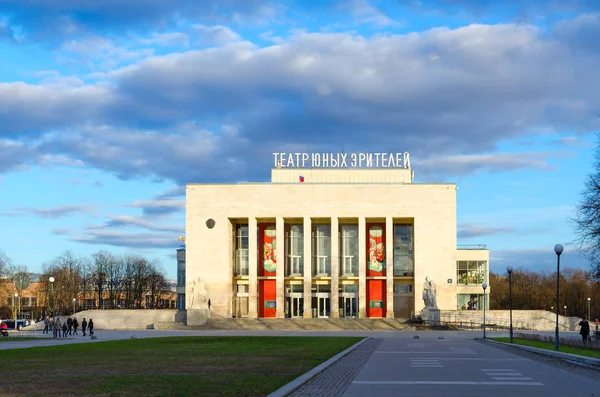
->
<box><xmin>157</xmin><ymin>318</ymin><xmax>416</xmax><ymax>331</ymax></box>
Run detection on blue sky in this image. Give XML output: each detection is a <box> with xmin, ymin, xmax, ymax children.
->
<box><xmin>1</xmin><ymin>0</ymin><xmax>599</xmax><ymax>279</ymax></box>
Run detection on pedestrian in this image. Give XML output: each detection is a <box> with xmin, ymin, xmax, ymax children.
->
<box><xmin>88</xmin><ymin>319</ymin><xmax>94</xmax><ymax>337</ymax></box>
<box><xmin>73</xmin><ymin>317</ymin><xmax>79</xmax><ymax>335</ymax></box>
<box><xmin>62</xmin><ymin>321</ymin><xmax>68</xmax><ymax>338</ymax></box>
<box><xmin>67</xmin><ymin>316</ymin><xmax>73</xmax><ymax>335</ymax></box>
<box><xmin>579</xmin><ymin>317</ymin><xmax>590</xmax><ymax>345</ymax></box>
<box><xmin>43</xmin><ymin>317</ymin><xmax>49</xmax><ymax>334</ymax></box>
<box><xmin>81</xmin><ymin>318</ymin><xmax>87</xmax><ymax>336</ymax></box>
<box><xmin>54</xmin><ymin>318</ymin><xmax>61</xmax><ymax>339</ymax></box>
<box><xmin>595</xmin><ymin>318</ymin><xmax>599</xmax><ymax>334</ymax></box>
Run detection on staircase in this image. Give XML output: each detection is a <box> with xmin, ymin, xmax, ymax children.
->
<box><xmin>155</xmin><ymin>317</ymin><xmax>418</xmax><ymax>331</ymax></box>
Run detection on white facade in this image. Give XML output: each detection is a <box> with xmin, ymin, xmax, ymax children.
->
<box><xmin>185</xmin><ymin>167</ymin><xmax>489</xmax><ymax>318</ymax></box>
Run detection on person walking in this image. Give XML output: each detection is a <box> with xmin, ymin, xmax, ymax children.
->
<box><xmin>72</xmin><ymin>318</ymin><xmax>79</xmax><ymax>335</ymax></box>
<box><xmin>43</xmin><ymin>317</ymin><xmax>49</xmax><ymax>334</ymax></box>
<box><xmin>81</xmin><ymin>318</ymin><xmax>87</xmax><ymax>336</ymax></box>
<box><xmin>579</xmin><ymin>317</ymin><xmax>590</xmax><ymax>345</ymax></box>
<box><xmin>54</xmin><ymin>318</ymin><xmax>61</xmax><ymax>339</ymax></box>
<box><xmin>62</xmin><ymin>321</ymin><xmax>68</xmax><ymax>338</ymax></box>
<box><xmin>67</xmin><ymin>316</ymin><xmax>73</xmax><ymax>335</ymax></box>
<box><xmin>88</xmin><ymin>319</ymin><xmax>94</xmax><ymax>337</ymax></box>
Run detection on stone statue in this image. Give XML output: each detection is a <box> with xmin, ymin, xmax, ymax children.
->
<box><xmin>422</xmin><ymin>277</ymin><xmax>438</xmax><ymax>310</ymax></box>
<box><xmin>187</xmin><ymin>277</ymin><xmax>208</xmax><ymax>310</ymax></box>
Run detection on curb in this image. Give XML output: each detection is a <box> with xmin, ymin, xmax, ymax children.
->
<box><xmin>477</xmin><ymin>338</ymin><xmax>600</xmax><ymax>370</ymax></box>
<box><xmin>267</xmin><ymin>337</ymin><xmax>371</xmax><ymax>397</ymax></box>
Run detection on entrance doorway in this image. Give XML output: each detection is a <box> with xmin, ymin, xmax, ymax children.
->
<box><xmin>285</xmin><ymin>294</ymin><xmax>304</xmax><ymax>318</ymax></box>
<box><xmin>311</xmin><ymin>293</ymin><xmax>331</xmax><ymax>318</ymax></box>
<box><xmin>339</xmin><ymin>294</ymin><xmax>358</xmax><ymax>318</ymax></box>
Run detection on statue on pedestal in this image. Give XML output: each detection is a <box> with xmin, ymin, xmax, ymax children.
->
<box><xmin>422</xmin><ymin>277</ymin><xmax>438</xmax><ymax>310</ymax></box>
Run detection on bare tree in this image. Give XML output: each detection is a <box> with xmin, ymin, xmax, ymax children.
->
<box><xmin>106</xmin><ymin>255</ymin><xmax>124</xmax><ymax>309</ymax></box>
<box><xmin>146</xmin><ymin>260</ymin><xmax>169</xmax><ymax>309</ymax></box>
<box><xmin>0</xmin><ymin>249</ymin><xmax>11</xmax><ymax>276</ymax></box>
<box><xmin>91</xmin><ymin>251</ymin><xmax>112</xmax><ymax>309</ymax></box>
<box><xmin>573</xmin><ymin>132</ymin><xmax>600</xmax><ymax>280</ymax></box>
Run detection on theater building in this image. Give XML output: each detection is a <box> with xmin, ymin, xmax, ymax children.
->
<box><xmin>185</xmin><ymin>152</ymin><xmax>490</xmax><ymax>319</ymax></box>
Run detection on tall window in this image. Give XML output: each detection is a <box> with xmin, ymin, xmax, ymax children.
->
<box><xmin>393</xmin><ymin>224</ymin><xmax>414</xmax><ymax>276</ymax></box>
<box><xmin>457</xmin><ymin>261</ymin><xmax>487</xmax><ymax>285</ymax></box>
<box><xmin>235</xmin><ymin>224</ymin><xmax>249</xmax><ymax>276</ymax></box>
<box><xmin>312</xmin><ymin>225</ymin><xmax>331</xmax><ymax>276</ymax></box>
<box><xmin>286</xmin><ymin>224</ymin><xmax>304</xmax><ymax>276</ymax></box>
<box><xmin>339</xmin><ymin>225</ymin><xmax>358</xmax><ymax>276</ymax></box>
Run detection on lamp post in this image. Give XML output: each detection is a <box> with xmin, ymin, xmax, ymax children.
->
<box><xmin>507</xmin><ymin>266</ymin><xmax>513</xmax><ymax>343</ymax></box>
<box><xmin>73</xmin><ymin>298</ymin><xmax>76</xmax><ymax>314</ymax></box>
<box><xmin>564</xmin><ymin>305</ymin><xmax>567</xmax><ymax>317</ymax></box>
<box><xmin>554</xmin><ymin>243</ymin><xmax>563</xmax><ymax>351</ymax></box>
<box><xmin>13</xmin><ymin>293</ymin><xmax>18</xmax><ymax>325</ymax></box>
<box><xmin>588</xmin><ymin>298</ymin><xmax>591</xmax><ymax>320</ymax></box>
<box><xmin>482</xmin><ymin>283</ymin><xmax>488</xmax><ymax>338</ymax></box>
<box><xmin>49</xmin><ymin>277</ymin><xmax>55</xmax><ymax>317</ymax></box>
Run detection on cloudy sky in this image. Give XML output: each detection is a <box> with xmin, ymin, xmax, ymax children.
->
<box><xmin>1</xmin><ymin>0</ymin><xmax>599</xmax><ymax>278</ymax></box>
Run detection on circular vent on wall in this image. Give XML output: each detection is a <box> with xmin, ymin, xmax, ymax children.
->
<box><xmin>206</xmin><ymin>218</ymin><xmax>216</xmax><ymax>229</ymax></box>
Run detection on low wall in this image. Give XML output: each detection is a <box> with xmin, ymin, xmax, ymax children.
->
<box><xmin>26</xmin><ymin>310</ymin><xmax>179</xmax><ymax>330</ymax></box>
<box><xmin>440</xmin><ymin>310</ymin><xmax>583</xmax><ymax>331</ymax></box>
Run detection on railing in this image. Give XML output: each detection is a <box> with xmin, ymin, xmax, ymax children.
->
<box><xmin>457</xmin><ymin>244</ymin><xmax>487</xmax><ymax>250</ymax></box>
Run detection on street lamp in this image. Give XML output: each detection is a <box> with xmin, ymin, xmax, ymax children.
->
<box><xmin>13</xmin><ymin>293</ymin><xmax>18</xmax><ymax>325</ymax></box>
<box><xmin>507</xmin><ymin>266</ymin><xmax>513</xmax><ymax>343</ymax></box>
<box><xmin>588</xmin><ymin>298</ymin><xmax>591</xmax><ymax>320</ymax></box>
<box><xmin>49</xmin><ymin>276</ymin><xmax>55</xmax><ymax>317</ymax></box>
<box><xmin>564</xmin><ymin>305</ymin><xmax>567</xmax><ymax>317</ymax></box>
<box><xmin>482</xmin><ymin>283</ymin><xmax>488</xmax><ymax>338</ymax></box>
<box><xmin>73</xmin><ymin>298</ymin><xmax>76</xmax><ymax>314</ymax></box>
<box><xmin>554</xmin><ymin>243</ymin><xmax>563</xmax><ymax>351</ymax></box>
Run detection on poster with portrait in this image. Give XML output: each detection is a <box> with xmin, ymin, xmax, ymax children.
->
<box><xmin>263</xmin><ymin>226</ymin><xmax>277</xmax><ymax>273</ymax></box>
<box><xmin>368</xmin><ymin>226</ymin><xmax>384</xmax><ymax>272</ymax></box>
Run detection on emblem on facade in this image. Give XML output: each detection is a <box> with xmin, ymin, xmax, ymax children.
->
<box><xmin>206</xmin><ymin>218</ymin><xmax>216</xmax><ymax>229</ymax></box>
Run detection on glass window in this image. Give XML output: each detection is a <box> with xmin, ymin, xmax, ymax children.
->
<box><xmin>456</xmin><ymin>261</ymin><xmax>488</xmax><ymax>285</ymax></box>
<box><xmin>286</xmin><ymin>224</ymin><xmax>304</xmax><ymax>276</ymax></box>
<box><xmin>312</xmin><ymin>224</ymin><xmax>331</xmax><ymax>276</ymax></box>
<box><xmin>339</xmin><ymin>225</ymin><xmax>358</xmax><ymax>276</ymax></box>
<box><xmin>394</xmin><ymin>284</ymin><xmax>413</xmax><ymax>293</ymax></box>
<box><xmin>235</xmin><ymin>224</ymin><xmax>249</xmax><ymax>276</ymax></box>
<box><xmin>393</xmin><ymin>224</ymin><xmax>413</xmax><ymax>276</ymax></box>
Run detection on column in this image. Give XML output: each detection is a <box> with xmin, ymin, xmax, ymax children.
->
<box><xmin>248</xmin><ymin>217</ymin><xmax>258</xmax><ymax>318</ymax></box>
<box><xmin>358</xmin><ymin>216</ymin><xmax>367</xmax><ymax>318</ymax></box>
<box><xmin>386</xmin><ymin>217</ymin><xmax>394</xmax><ymax>318</ymax></box>
<box><xmin>330</xmin><ymin>217</ymin><xmax>340</xmax><ymax>318</ymax></box>
<box><xmin>276</xmin><ymin>217</ymin><xmax>285</xmax><ymax>318</ymax></box>
<box><xmin>303</xmin><ymin>216</ymin><xmax>312</xmax><ymax>318</ymax></box>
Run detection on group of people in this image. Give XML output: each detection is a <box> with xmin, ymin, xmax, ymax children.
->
<box><xmin>42</xmin><ymin>315</ymin><xmax>94</xmax><ymax>338</ymax></box>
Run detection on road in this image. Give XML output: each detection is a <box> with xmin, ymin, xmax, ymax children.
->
<box><xmin>342</xmin><ymin>334</ymin><xmax>599</xmax><ymax>397</ymax></box>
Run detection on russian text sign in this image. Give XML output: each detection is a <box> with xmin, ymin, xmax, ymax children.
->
<box><xmin>273</xmin><ymin>152</ymin><xmax>410</xmax><ymax>169</ymax></box>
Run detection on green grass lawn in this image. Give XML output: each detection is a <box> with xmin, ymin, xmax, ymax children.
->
<box><xmin>491</xmin><ymin>337</ymin><xmax>600</xmax><ymax>358</ymax></box>
<box><xmin>0</xmin><ymin>336</ymin><xmax>362</xmax><ymax>396</ymax></box>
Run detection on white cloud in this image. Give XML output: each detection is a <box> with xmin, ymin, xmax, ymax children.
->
<box><xmin>0</xmin><ymin>16</ymin><xmax>599</xmax><ymax>183</ymax></box>
<box><xmin>191</xmin><ymin>24</ymin><xmax>241</xmax><ymax>45</ymax></box>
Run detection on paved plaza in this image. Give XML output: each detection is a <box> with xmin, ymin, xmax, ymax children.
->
<box><xmin>2</xmin><ymin>329</ymin><xmax>598</xmax><ymax>396</ymax></box>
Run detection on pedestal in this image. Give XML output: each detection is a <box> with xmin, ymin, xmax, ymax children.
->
<box><xmin>186</xmin><ymin>309</ymin><xmax>210</xmax><ymax>326</ymax></box>
<box><xmin>421</xmin><ymin>308</ymin><xmax>440</xmax><ymax>323</ymax></box>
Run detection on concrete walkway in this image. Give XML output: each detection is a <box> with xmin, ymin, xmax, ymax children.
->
<box><xmin>0</xmin><ymin>329</ymin><xmax>584</xmax><ymax>351</ymax></box>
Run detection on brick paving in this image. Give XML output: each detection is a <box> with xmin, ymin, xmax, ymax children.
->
<box><xmin>287</xmin><ymin>338</ymin><xmax>382</xmax><ymax>397</ymax></box>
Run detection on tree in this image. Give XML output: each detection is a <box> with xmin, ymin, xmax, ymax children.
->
<box><xmin>573</xmin><ymin>132</ymin><xmax>600</xmax><ymax>280</ymax></box>
<box><xmin>0</xmin><ymin>249</ymin><xmax>11</xmax><ymax>277</ymax></box>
